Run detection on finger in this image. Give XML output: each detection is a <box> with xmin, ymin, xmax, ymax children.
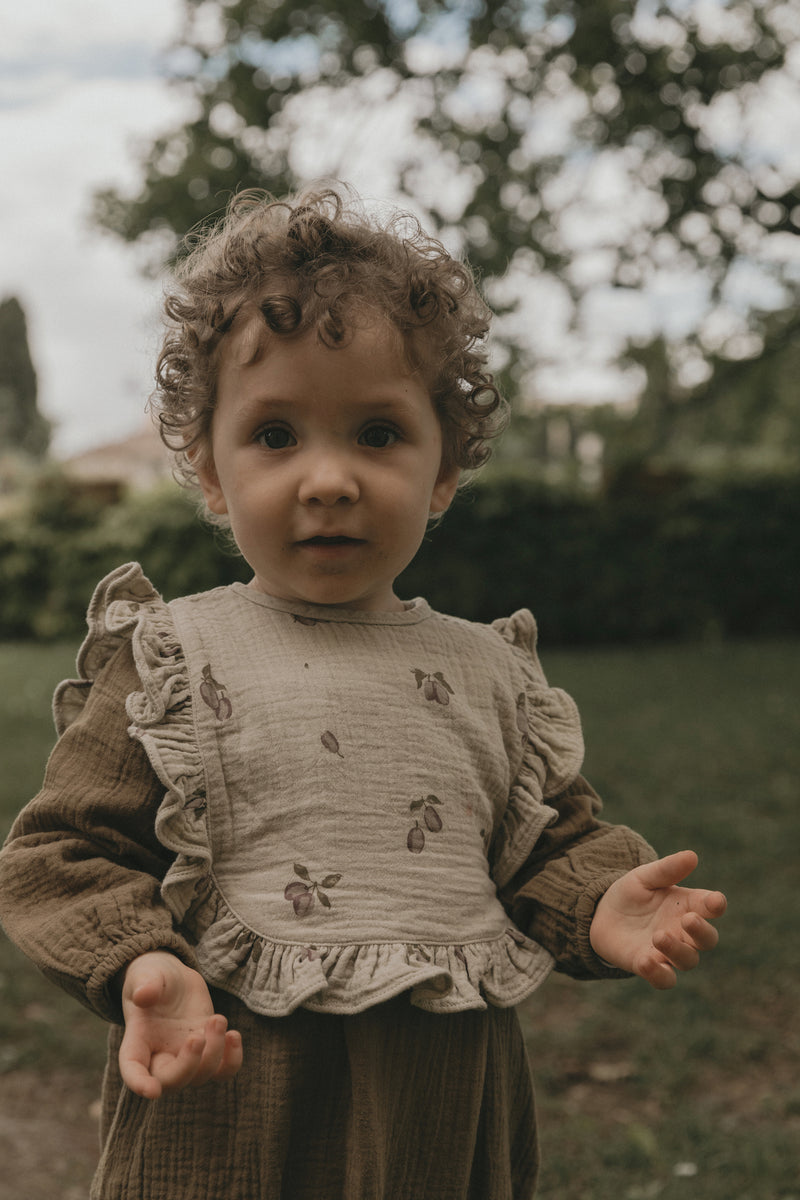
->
<box><xmin>652</xmin><ymin>930</ymin><xmax>700</xmax><ymax>972</ymax></box>
<box><xmin>187</xmin><ymin>1016</ymin><xmax>230</xmax><ymax>1087</ymax></box>
<box><xmin>119</xmin><ymin>1032</ymin><xmax>165</xmax><ymax>1100</ymax></box>
<box><xmin>151</xmin><ymin>1034</ymin><xmax>207</xmax><ymax>1091</ymax></box>
<box><xmin>681</xmin><ymin>912</ymin><xmax>720</xmax><ymax>951</ymax></box>
<box><xmin>129</xmin><ymin>977</ymin><xmax>166</xmax><ymax>1010</ymax></box>
<box><xmin>636</xmin><ymin>850</ymin><xmax>699</xmax><ymax>892</ymax></box>
<box><xmin>214</xmin><ymin>1030</ymin><xmax>244</xmax><ymax>1082</ymax></box>
<box><xmin>119</xmin><ymin>1053</ymin><xmax>164</xmax><ymax>1100</ymax></box>
<box><xmin>696</xmin><ymin>890</ymin><xmax>727</xmax><ymax>919</ymax></box>
<box><xmin>633</xmin><ymin>949</ymin><xmax>677</xmax><ymax>991</ymax></box>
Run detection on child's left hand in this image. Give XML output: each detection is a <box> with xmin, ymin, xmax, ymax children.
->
<box><xmin>589</xmin><ymin>850</ymin><xmax>727</xmax><ymax>989</ymax></box>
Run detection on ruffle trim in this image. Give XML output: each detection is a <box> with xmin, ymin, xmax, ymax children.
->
<box><xmin>180</xmin><ymin>879</ymin><xmax>553</xmax><ymax>1015</ymax></box>
<box><xmin>57</xmin><ymin>565</ymin><xmax>563</xmax><ymax>1016</ymax></box>
<box><xmin>490</xmin><ymin>609</ymin><xmax>585</xmax><ymax>889</ymax></box>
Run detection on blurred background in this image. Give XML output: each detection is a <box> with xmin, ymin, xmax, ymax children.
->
<box><xmin>1</xmin><ymin>2</ymin><xmax>799</xmax><ymax>1197</ymax></box>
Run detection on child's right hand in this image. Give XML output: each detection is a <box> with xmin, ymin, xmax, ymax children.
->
<box><xmin>118</xmin><ymin>951</ymin><xmax>243</xmax><ymax>1100</ymax></box>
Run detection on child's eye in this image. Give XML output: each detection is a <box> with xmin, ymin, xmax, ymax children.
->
<box><xmin>256</xmin><ymin>426</ymin><xmax>296</xmax><ymax>450</ymax></box>
<box><xmin>359</xmin><ymin>425</ymin><xmax>399</xmax><ymax>449</ymax></box>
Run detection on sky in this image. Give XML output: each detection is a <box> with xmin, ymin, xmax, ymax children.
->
<box><xmin>3</xmin><ymin>2</ymin><xmax>800</xmax><ymax>458</ymax></box>
<box><xmin>1</xmin><ymin>0</ymin><xmax>189</xmax><ymax>456</ymax></box>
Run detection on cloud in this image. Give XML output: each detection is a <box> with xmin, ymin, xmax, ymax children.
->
<box><xmin>1</xmin><ymin>1</ymin><xmax>188</xmax><ymax>455</ymax></box>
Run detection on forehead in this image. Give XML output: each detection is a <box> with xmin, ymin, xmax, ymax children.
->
<box><xmin>216</xmin><ymin>314</ymin><xmax>427</xmax><ymax>399</ymax></box>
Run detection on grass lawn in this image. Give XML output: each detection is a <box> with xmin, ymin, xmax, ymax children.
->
<box><xmin>1</xmin><ymin>637</ymin><xmax>798</xmax><ymax>1198</ymax></box>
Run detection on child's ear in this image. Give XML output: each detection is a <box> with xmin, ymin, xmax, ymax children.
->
<box><xmin>195</xmin><ymin>453</ymin><xmax>229</xmax><ymax>516</ymax></box>
<box><xmin>429</xmin><ymin>462</ymin><xmax>460</xmax><ymax>517</ymax></box>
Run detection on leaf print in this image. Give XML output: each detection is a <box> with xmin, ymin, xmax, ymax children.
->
<box><xmin>199</xmin><ymin>664</ymin><xmax>233</xmax><ymax>721</ymax></box>
<box><xmin>285</xmin><ymin>867</ymin><xmax>343</xmax><ymax>916</ymax></box>
<box><xmin>321</xmin><ymin>731</ymin><xmax>344</xmax><ymax>757</ymax></box>
<box><xmin>407</xmin><ymin>794</ymin><xmax>444</xmax><ymax>850</ymax></box>
<box><xmin>411</xmin><ymin>668</ymin><xmax>454</xmax><ymax>705</ymax></box>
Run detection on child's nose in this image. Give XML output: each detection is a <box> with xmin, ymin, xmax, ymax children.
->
<box><xmin>297</xmin><ymin>449</ymin><xmax>360</xmax><ymax>506</ymax></box>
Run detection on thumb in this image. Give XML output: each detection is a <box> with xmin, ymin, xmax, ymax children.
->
<box><xmin>635</xmin><ymin>849</ymin><xmax>699</xmax><ymax>892</ymax></box>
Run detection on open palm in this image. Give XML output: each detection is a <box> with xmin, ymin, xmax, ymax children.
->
<box><xmin>119</xmin><ymin>951</ymin><xmax>243</xmax><ymax>1099</ymax></box>
<box><xmin>589</xmin><ymin>850</ymin><xmax>727</xmax><ymax>990</ymax></box>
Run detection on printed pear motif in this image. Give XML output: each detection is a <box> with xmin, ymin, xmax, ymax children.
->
<box><xmin>411</xmin><ymin>668</ymin><xmax>454</xmax><ymax>705</ymax></box>
<box><xmin>284</xmin><ymin>864</ymin><xmax>342</xmax><ymax>916</ymax></box>
<box><xmin>407</xmin><ymin>794</ymin><xmax>444</xmax><ymax>853</ymax></box>
<box><xmin>199</xmin><ymin>664</ymin><xmax>233</xmax><ymax>721</ymax></box>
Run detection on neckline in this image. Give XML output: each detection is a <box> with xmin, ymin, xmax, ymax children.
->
<box><xmin>229</xmin><ymin>583</ymin><xmax>432</xmax><ymax>626</ymax></box>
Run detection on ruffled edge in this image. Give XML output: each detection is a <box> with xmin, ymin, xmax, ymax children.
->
<box><xmin>53</xmin><ymin>560</ymin><xmax>210</xmax><ymax>905</ymax></box>
<box><xmin>54</xmin><ymin>562</ymin><xmax>182</xmax><ymax>735</ymax></box>
<box><xmin>173</xmin><ymin>877</ymin><xmax>554</xmax><ymax>1017</ymax></box>
<box><xmin>489</xmin><ymin>609</ymin><xmax>585</xmax><ymax>889</ymax></box>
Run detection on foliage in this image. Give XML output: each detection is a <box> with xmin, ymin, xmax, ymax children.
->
<box><xmin>0</xmin><ymin>481</ymin><xmax>249</xmax><ymax>641</ymax></box>
<box><xmin>0</xmin><ymin>297</ymin><xmax>50</xmax><ymax>459</ymax></box>
<box><xmin>1</xmin><ymin>636</ymin><xmax>798</xmax><ymax>1195</ymax></box>
<box><xmin>92</xmin><ymin>0</ymin><xmax>800</xmax><ymax>403</ymax></box>
<box><xmin>508</xmin><ymin>307</ymin><xmax>800</xmax><ymax>481</ymax></box>
<box><xmin>1</xmin><ymin>469</ymin><xmax>799</xmax><ymax>644</ymax></box>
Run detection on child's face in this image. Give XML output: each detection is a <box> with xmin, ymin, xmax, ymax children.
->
<box><xmin>197</xmin><ymin>320</ymin><xmax>460</xmax><ymax>611</ymax></box>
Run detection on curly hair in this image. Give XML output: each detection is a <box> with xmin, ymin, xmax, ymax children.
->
<box><xmin>152</xmin><ymin>184</ymin><xmax>507</xmax><ymax>488</ymax></box>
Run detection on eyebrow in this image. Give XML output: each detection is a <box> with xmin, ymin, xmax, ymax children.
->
<box><xmin>238</xmin><ymin>390</ymin><xmax>422</xmax><ymax>417</ymax></box>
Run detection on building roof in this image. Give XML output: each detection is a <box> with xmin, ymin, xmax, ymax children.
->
<box><xmin>61</xmin><ymin>422</ymin><xmax>174</xmax><ymax>491</ymax></box>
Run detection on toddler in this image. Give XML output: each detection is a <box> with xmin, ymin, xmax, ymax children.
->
<box><xmin>0</xmin><ymin>186</ymin><xmax>726</xmax><ymax>1200</ymax></box>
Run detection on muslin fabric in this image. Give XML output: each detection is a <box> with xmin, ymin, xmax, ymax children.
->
<box><xmin>56</xmin><ymin>563</ymin><xmax>585</xmax><ymax>1017</ymax></box>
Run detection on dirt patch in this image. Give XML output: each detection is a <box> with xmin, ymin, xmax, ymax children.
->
<box><xmin>0</xmin><ymin>1069</ymin><xmax>101</xmax><ymax>1199</ymax></box>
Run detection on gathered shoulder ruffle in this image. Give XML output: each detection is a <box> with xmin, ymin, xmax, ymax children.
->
<box><xmin>54</xmin><ymin>560</ymin><xmax>208</xmax><ymax>890</ymax></box>
<box><xmin>489</xmin><ymin>608</ymin><xmax>585</xmax><ymax>888</ymax></box>
<box><xmin>54</xmin><ymin>562</ymin><xmax>185</xmax><ymax>737</ymax></box>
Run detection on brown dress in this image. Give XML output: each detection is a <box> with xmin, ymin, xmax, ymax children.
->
<box><xmin>0</xmin><ymin>568</ymin><xmax>655</xmax><ymax>1199</ymax></box>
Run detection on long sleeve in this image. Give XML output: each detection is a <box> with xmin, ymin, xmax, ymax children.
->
<box><xmin>0</xmin><ymin>641</ymin><xmax>198</xmax><ymax>1022</ymax></box>
<box><xmin>499</xmin><ymin>774</ymin><xmax>657</xmax><ymax>980</ymax></box>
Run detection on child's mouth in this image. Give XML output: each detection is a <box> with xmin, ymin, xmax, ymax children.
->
<box><xmin>302</xmin><ymin>536</ymin><xmax>363</xmax><ymax>546</ymax></box>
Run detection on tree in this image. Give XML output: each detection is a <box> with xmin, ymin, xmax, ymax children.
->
<box><xmin>0</xmin><ymin>296</ymin><xmax>50</xmax><ymax>459</ymax></box>
<box><xmin>93</xmin><ymin>0</ymin><xmax>800</xmax><ymax>415</ymax></box>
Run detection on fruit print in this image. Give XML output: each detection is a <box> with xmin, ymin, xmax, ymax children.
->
<box><xmin>424</xmin><ymin>806</ymin><xmax>442</xmax><ymax>832</ymax></box>
<box><xmin>284</xmin><ymin>864</ymin><xmax>342</xmax><ymax>916</ymax></box>
<box><xmin>199</xmin><ymin>664</ymin><xmax>233</xmax><ymax>721</ymax></box>
<box><xmin>411</xmin><ymin>668</ymin><xmax>455</xmax><ymax>705</ymax></box>
<box><xmin>407</xmin><ymin>794</ymin><xmax>444</xmax><ymax>853</ymax></box>
<box><xmin>407</xmin><ymin>825</ymin><xmax>425</xmax><ymax>853</ymax></box>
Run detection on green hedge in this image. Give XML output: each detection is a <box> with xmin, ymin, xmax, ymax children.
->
<box><xmin>1</xmin><ymin>474</ymin><xmax>798</xmax><ymax>644</ymax></box>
